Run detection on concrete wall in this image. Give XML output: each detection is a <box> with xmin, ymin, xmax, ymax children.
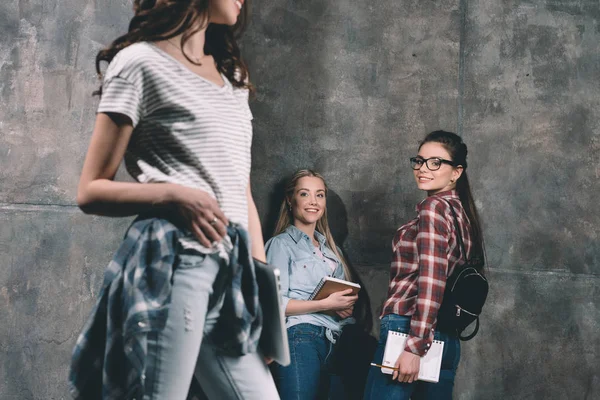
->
<box><xmin>0</xmin><ymin>0</ymin><xmax>598</xmax><ymax>398</ymax></box>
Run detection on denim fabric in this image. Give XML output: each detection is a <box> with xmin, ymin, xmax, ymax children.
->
<box><xmin>271</xmin><ymin>324</ymin><xmax>343</xmax><ymax>400</ymax></box>
<box><xmin>69</xmin><ymin>217</ymin><xmax>264</xmax><ymax>399</ymax></box>
<box><xmin>144</xmin><ymin>253</ymin><xmax>279</xmax><ymax>400</ymax></box>
<box><xmin>265</xmin><ymin>225</ymin><xmax>353</xmax><ymax>333</ymax></box>
<box><xmin>363</xmin><ymin>314</ymin><xmax>461</xmax><ymax>400</ymax></box>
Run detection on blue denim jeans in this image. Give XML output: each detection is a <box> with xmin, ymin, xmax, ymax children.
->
<box><xmin>363</xmin><ymin>314</ymin><xmax>461</xmax><ymax>400</ymax></box>
<box><xmin>271</xmin><ymin>323</ymin><xmax>344</xmax><ymax>400</ymax></box>
<box><xmin>143</xmin><ymin>253</ymin><xmax>279</xmax><ymax>400</ymax></box>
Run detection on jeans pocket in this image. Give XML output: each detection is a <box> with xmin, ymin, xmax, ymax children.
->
<box><xmin>290</xmin><ymin>324</ymin><xmax>321</xmax><ymax>344</ymax></box>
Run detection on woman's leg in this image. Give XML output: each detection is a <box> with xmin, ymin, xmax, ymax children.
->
<box><xmin>143</xmin><ymin>254</ymin><xmax>222</xmax><ymax>400</ymax></box>
<box><xmin>362</xmin><ymin>315</ymin><xmax>415</xmax><ymax>400</ymax></box>
<box><xmin>412</xmin><ymin>332</ymin><xmax>461</xmax><ymax>400</ymax></box>
<box><xmin>270</xmin><ymin>324</ymin><xmax>328</xmax><ymax>400</ymax></box>
<box><xmin>191</xmin><ymin>265</ymin><xmax>278</xmax><ymax>400</ymax></box>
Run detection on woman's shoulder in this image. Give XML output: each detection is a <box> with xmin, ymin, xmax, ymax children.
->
<box><xmin>418</xmin><ymin>194</ymin><xmax>452</xmax><ymax>214</ymax></box>
<box><xmin>103</xmin><ymin>42</ymin><xmax>158</xmax><ymax>81</ymax></box>
<box><xmin>265</xmin><ymin>232</ymin><xmax>293</xmax><ymax>249</ymax></box>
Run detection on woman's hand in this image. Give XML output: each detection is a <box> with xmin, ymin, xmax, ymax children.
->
<box><xmin>321</xmin><ymin>289</ymin><xmax>358</xmax><ymax>311</ymax></box>
<box><xmin>335</xmin><ymin>306</ymin><xmax>354</xmax><ymax>319</ymax></box>
<box><xmin>393</xmin><ymin>350</ymin><xmax>421</xmax><ymax>383</ymax></box>
<box><xmin>172</xmin><ymin>185</ymin><xmax>229</xmax><ymax>247</ymax></box>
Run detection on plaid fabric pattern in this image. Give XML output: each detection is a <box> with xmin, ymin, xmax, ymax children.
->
<box><xmin>210</xmin><ymin>226</ymin><xmax>262</xmax><ymax>355</ymax></box>
<box><xmin>69</xmin><ymin>217</ymin><xmax>261</xmax><ymax>399</ymax></box>
<box><xmin>381</xmin><ymin>190</ymin><xmax>472</xmax><ymax>356</ymax></box>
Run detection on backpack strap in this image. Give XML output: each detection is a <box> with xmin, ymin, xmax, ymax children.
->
<box><xmin>441</xmin><ymin>198</ymin><xmax>468</xmax><ymax>267</ymax></box>
<box><xmin>459</xmin><ymin>317</ymin><xmax>480</xmax><ymax>341</ymax></box>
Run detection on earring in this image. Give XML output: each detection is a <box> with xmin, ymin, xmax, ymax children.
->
<box><xmin>287</xmin><ymin>203</ymin><xmax>292</xmax><ymax>212</ymax></box>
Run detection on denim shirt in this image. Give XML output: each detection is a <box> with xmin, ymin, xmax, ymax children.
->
<box><xmin>265</xmin><ymin>225</ymin><xmax>355</xmax><ymax>333</ymax></box>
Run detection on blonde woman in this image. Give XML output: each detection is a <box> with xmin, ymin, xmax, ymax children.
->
<box><xmin>265</xmin><ymin>170</ymin><xmax>358</xmax><ymax>399</ymax></box>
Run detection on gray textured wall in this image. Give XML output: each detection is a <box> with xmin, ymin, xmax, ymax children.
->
<box><xmin>0</xmin><ymin>0</ymin><xmax>598</xmax><ymax>399</ymax></box>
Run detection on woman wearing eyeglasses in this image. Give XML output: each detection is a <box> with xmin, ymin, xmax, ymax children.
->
<box><xmin>363</xmin><ymin>130</ymin><xmax>486</xmax><ymax>400</ymax></box>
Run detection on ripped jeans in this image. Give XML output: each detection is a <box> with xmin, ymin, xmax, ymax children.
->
<box><xmin>143</xmin><ymin>253</ymin><xmax>279</xmax><ymax>400</ymax></box>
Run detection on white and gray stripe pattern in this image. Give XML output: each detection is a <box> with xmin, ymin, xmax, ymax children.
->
<box><xmin>97</xmin><ymin>42</ymin><xmax>253</xmax><ymax>250</ymax></box>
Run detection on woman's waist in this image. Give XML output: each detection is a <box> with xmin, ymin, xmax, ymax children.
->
<box><xmin>287</xmin><ymin>313</ymin><xmax>347</xmax><ymax>333</ymax></box>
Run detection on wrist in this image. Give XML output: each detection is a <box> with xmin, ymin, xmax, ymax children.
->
<box><xmin>161</xmin><ymin>183</ymin><xmax>181</xmax><ymax>206</ymax></box>
<box><xmin>314</xmin><ymin>299</ymin><xmax>328</xmax><ymax>312</ymax></box>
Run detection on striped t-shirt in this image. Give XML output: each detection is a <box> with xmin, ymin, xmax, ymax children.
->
<box><xmin>97</xmin><ymin>42</ymin><xmax>253</xmax><ymax>250</ymax></box>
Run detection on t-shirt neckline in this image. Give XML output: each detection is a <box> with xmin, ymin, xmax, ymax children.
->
<box><xmin>145</xmin><ymin>41</ymin><xmax>231</xmax><ymax>91</ymax></box>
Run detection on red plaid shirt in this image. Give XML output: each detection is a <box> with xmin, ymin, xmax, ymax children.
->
<box><xmin>381</xmin><ymin>190</ymin><xmax>472</xmax><ymax>356</ymax></box>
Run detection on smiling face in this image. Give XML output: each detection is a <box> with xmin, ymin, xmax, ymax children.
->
<box><xmin>290</xmin><ymin>176</ymin><xmax>327</xmax><ymax>230</ymax></box>
<box><xmin>413</xmin><ymin>141</ymin><xmax>463</xmax><ymax>195</ymax></box>
<box><xmin>209</xmin><ymin>0</ymin><xmax>244</xmax><ymax>26</ymax></box>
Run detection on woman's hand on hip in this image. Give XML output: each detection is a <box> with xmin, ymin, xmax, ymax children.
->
<box><xmin>172</xmin><ymin>186</ymin><xmax>229</xmax><ymax>247</ymax></box>
<box><xmin>322</xmin><ymin>289</ymin><xmax>358</xmax><ymax>311</ymax></box>
<box><xmin>393</xmin><ymin>350</ymin><xmax>421</xmax><ymax>383</ymax></box>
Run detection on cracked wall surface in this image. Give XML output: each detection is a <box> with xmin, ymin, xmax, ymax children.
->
<box><xmin>1</xmin><ymin>0</ymin><xmax>598</xmax><ymax>398</ymax></box>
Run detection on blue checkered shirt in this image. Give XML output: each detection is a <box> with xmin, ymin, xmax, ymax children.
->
<box><xmin>68</xmin><ymin>216</ymin><xmax>262</xmax><ymax>399</ymax></box>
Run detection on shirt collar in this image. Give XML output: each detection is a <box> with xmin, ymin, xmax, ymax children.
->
<box><xmin>416</xmin><ymin>189</ymin><xmax>460</xmax><ymax>211</ymax></box>
<box><xmin>284</xmin><ymin>225</ymin><xmax>327</xmax><ymax>246</ymax></box>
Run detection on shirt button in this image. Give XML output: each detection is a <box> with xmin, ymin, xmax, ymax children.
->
<box><xmin>426</xmin><ymin>343</ymin><xmax>430</xmax><ymax>347</ymax></box>
<box><xmin>138</xmin><ymin>321</ymin><xmax>146</xmax><ymax>328</ymax></box>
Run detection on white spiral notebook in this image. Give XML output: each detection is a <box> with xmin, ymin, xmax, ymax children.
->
<box><xmin>380</xmin><ymin>331</ymin><xmax>444</xmax><ymax>383</ymax></box>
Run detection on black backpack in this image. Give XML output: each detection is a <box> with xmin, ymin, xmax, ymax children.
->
<box><xmin>436</xmin><ymin>201</ymin><xmax>489</xmax><ymax>341</ymax></box>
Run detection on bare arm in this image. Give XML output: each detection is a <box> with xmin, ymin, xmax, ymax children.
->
<box><xmin>246</xmin><ymin>182</ymin><xmax>266</xmax><ymax>262</ymax></box>
<box><xmin>77</xmin><ymin>112</ymin><xmax>228</xmax><ymax>246</ymax></box>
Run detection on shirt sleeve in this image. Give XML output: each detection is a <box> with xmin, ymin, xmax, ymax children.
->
<box><xmin>97</xmin><ymin>76</ymin><xmax>143</xmax><ymax>127</ymax></box>
<box><xmin>265</xmin><ymin>237</ymin><xmax>292</xmax><ymax>313</ymax></box>
<box><xmin>405</xmin><ymin>198</ymin><xmax>451</xmax><ymax>356</ymax></box>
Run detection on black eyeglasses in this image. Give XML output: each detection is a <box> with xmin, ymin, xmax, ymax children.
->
<box><xmin>410</xmin><ymin>157</ymin><xmax>456</xmax><ymax>171</ymax></box>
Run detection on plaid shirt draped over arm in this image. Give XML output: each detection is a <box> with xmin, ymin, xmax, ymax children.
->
<box><xmin>381</xmin><ymin>190</ymin><xmax>472</xmax><ymax>356</ymax></box>
<box><xmin>68</xmin><ymin>217</ymin><xmax>261</xmax><ymax>400</ymax></box>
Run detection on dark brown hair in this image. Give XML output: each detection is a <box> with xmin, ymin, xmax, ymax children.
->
<box><xmin>94</xmin><ymin>0</ymin><xmax>252</xmax><ymax>95</ymax></box>
<box><xmin>420</xmin><ymin>130</ymin><xmax>486</xmax><ymax>272</ymax></box>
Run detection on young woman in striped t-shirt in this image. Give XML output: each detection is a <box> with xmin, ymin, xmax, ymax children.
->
<box><xmin>74</xmin><ymin>0</ymin><xmax>278</xmax><ymax>399</ymax></box>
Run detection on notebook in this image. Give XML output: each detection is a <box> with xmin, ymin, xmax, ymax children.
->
<box><xmin>254</xmin><ymin>259</ymin><xmax>290</xmax><ymax>366</ymax></box>
<box><xmin>380</xmin><ymin>331</ymin><xmax>444</xmax><ymax>383</ymax></box>
<box><xmin>308</xmin><ymin>276</ymin><xmax>361</xmax><ymax>301</ymax></box>
<box><xmin>307</xmin><ymin>276</ymin><xmax>361</xmax><ymax>317</ymax></box>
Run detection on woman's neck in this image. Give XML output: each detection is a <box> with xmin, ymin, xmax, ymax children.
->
<box><xmin>172</xmin><ymin>27</ymin><xmax>207</xmax><ymax>59</ymax></box>
<box><xmin>293</xmin><ymin>221</ymin><xmax>318</xmax><ymax>245</ymax></box>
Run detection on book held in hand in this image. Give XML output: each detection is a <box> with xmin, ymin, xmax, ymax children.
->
<box><xmin>308</xmin><ymin>276</ymin><xmax>361</xmax><ymax>301</ymax></box>
<box><xmin>379</xmin><ymin>331</ymin><xmax>444</xmax><ymax>383</ymax></box>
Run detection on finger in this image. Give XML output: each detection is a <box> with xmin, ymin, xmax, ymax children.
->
<box><xmin>340</xmin><ymin>288</ymin><xmax>353</xmax><ymax>295</ymax></box>
<box><xmin>190</xmin><ymin>222</ymin><xmax>211</xmax><ymax>247</ymax></box>
<box><xmin>208</xmin><ymin>202</ymin><xmax>229</xmax><ymax>226</ymax></box>
<box><xmin>208</xmin><ymin>214</ymin><xmax>228</xmax><ymax>238</ymax></box>
<box><xmin>197</xmin><ymin>218</ymin><xmax>223</xmax><ymax>243</ymax></box>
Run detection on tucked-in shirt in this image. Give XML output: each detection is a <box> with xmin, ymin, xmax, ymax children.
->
<box><xmin>97</xmin><ymin>42</ymin><xmax>253</xmax><ymax>251</ymax></box>
<box><xmin>381</xmin><ymin>190</ymin><xmax>472</xmax><ymax>356</ymax></box>
<box><xmin>68</xmin><ymin>217</ymin><xmax>261</xmax><ymax>400</ymax></box>
<box><xmin>265</xmin><ymin>225</ymin><xmax>354</xmax><ymax>333</ymax></box>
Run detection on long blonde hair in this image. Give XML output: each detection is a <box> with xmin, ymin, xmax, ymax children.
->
<box><xmin>273</xmin><ymin>169</ymin><xmax>353</xmax><ymax>282</ymax></box>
